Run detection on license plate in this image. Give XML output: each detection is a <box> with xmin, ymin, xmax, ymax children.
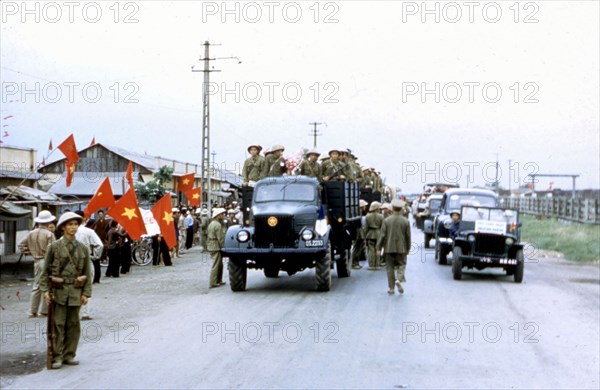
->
<box><xmin>306</xmin><ymin>240</ymin><xmax>324</xmax><ymax>247</ymax></box>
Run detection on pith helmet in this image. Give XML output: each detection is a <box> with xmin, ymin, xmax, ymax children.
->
<box><xmin>359</xmin><ymin>199</ymin><xmax>368</xmax><ymax>208</ymax></box>
<box><xmin>34</xmin><ymin>210</ymin><xmax>55</xmax><ymax>224</ymax></box>
<box><xmin>392</xmin><ymin>199</ymin><xmax>405</xmax><ymax>210</ymax></box>
<box><xmin>270</xmin><ymin>144</ymin><xmax>285</xmax><ymax>153</ymax></box>
<box><xmin>369</xmin><ymin>201</ymin><xmax>382</xmax><ymax>212</ymax></box>
<box><xmin>306</xmin><ymin>149</ymin><xmax>320</xmax><ymax>157</ymax></box>
<box><xmin>56</xmin><ymin>211</ymin><xmax>83</xmax><ymax>230</ymax></box>
<box><xmin>212</xmin><ymin>208</ymin><xmax>226</xmax><ymax>219</ymax></box>
<box><xmin>328</xmin><ymin>149</ymin><xmax>340</xmax><ymax>156</ymax></box>
<box><xmin>450</xmin><ymin>210</ymin><xmax>461</xmax><ymax>217</ymax></box>
<box><xmin>247</xmin><ymin>144</ymin><xmax>262</xmax><ymax>153</ymax></box>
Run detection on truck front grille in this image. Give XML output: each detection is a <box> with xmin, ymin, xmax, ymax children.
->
<box><xmin>474</xmin><ymin>233</ymin><xmax>506</xmax><ymax>256</ymax></box>
<box><xmin>254</xmin><ymin>215</ymin><xmax>295</xmax><ymax>248</ymax></box>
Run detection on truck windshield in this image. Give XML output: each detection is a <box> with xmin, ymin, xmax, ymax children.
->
<box><xmin>254</xmin><ymin>183</ymin><xmax>315</xmax><ymax>203</ymax></box>
<box><xmin>462</xmin><ymin>206</ymin><xmax>518</xmax><ymax>225</ymax></box>
<box><xmin>429</xmin><ymin>199</ymin><xmax>442</xmax><ymax>212</ymax></box>
<box><xmin>447</xmin><ymin>194</ymin><xmax>497</xmax><ymax>210</ymax></box>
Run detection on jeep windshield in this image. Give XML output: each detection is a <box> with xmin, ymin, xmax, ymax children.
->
<box><xmin>446</xmin><ymin>194</ymin><xmax>497</xmax><ymax>211</ymax></box>
<box><xmin>429</xmin><ymin>199</ymin><xmax>442</xmax><ymax>213</ymax></box>
<box><xmin>461</xmin><ymin>206</ymin><xmax>518</xmax><ymax>225</ymax></box>
<box><xmin>254</xmin><ymin>183</ymin><xmax>316</xmax><ymax>203</ymax></box>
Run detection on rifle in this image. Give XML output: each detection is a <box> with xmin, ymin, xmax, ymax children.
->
<box><xmin>46</xmin><ymin>288</ymin><xmax>54</xmax><ymax>369</ymax></box>
<box><xmin>326</xmin><ymin>162</ymin><xmax>347</xmax><ymax>181</ymax></box>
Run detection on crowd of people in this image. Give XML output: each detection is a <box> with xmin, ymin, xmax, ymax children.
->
<box><xmin>242</xmin><ymin>144</ymin><xmax>386</xmax><ymax>189</ymax></box>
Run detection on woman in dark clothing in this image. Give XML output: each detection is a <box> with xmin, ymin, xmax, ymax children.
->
<box><xmin>119</xmin><ymin>229</ymin><xmax>132</xmax><ymax>274</ymax></box>
<box><xmin>152</xmin><ymin>235</ymin><xmax>173</xmax><ymax>266</ymax></box>
<box><xmin>106</xmin><ymin>220</ymin><xmax>123</xmax><ymax>277</ymax></box>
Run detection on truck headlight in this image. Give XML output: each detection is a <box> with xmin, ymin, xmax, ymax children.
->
<box><xmin>505</xmin><ymin>237</ymin><xmax>514</xmax><ymax>245</ymax></box>
<box><xmin>468</xmin><ymin>234</ymin><xmax>476</xmax><ymax>242</ymax></box>
<box><xmin>237</xmin><ymin>230</ymin><xmax>250</xmax><ymax>243</ymax></box>
<box><xmin>301</xmin><ymin>229</ymin><xmax>315</xmax><ymax>241</ymax></box>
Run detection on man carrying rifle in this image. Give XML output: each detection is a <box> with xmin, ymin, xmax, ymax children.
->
<box><xmin>322</xmin><ymin>149</ymin><xmax>347</xmax><ymax>182</ymax></box>
<box><xmin>40</xmin><ymin>211</ymin><xmax>92</xmax><ymax>369</ymax></box>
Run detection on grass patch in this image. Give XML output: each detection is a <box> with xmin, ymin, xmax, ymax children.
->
<box><xmin>521</xmin><ymin>215</ymin><xmax>600</xmax><ymax>261</ymax></box>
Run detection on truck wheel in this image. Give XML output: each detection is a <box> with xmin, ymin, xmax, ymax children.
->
<box><xmin>452</xmin><ymin>247</ymin><xmax>462</xmax><ymax>280</ymax></box>
<box><xmin>436</xmin><ymin>239</ymin><xmax>447</xmax><ymax>265</ymax></box>
<box><xmin>264</xmin><ymin>267</ymin><xmax>279</xmax><ymax>278</ymax></box>
<box><xmin>336</xmin><ymin>249</ymin><xmax>351</xmax><ymax>278</ymax></box>
<box><xmin>316</xmin><ymin>245</ymin><xmax>332</xmax><ymax>291</ymax></box>
<box><xmin>424</xmin><ymin>234</ymin><xmax>431</xmax><ymax>249</ymax></box>
<box><xmin>228</xmin><ymin>258</ymin><xmax>247</xmax><ymax>292</ymax></box>
<box><xmin>514</xmin><ymin>249</ymin><xmax>524</xmax><ymax>283</ymax></box>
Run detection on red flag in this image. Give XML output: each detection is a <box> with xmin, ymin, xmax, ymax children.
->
<box><xmin>126</xmin><ymin>161</ymin><xmax>134</xmax><ymax>188</ymax></box>
<box><xmin>151</xmin><ymin>194</ymin><xmax>177</xmax><ymax>249</ymax></box>
<box><xmin>48</xmin><ymin>138</ymin><xmax>53</xmax><ymax>151</ymax></box>
<box><xmin>107</xmin><ymin>188</ymin><xmax>147</xmax><ymax>240</ymax></box>
<box><xmin>57</xmin><ymin>134</ymin><xmax>79</xmax><ymax>163</ymax></box>
<box><xmin>65</xmin><ymin>161</ymin><xmax>76</xmax><ymax>187</ymax></box>
<box><xmin>90</xmin><ymin>136</ymin><xmax>96</xmax><ymax>146</ymax></box>
<box><xmin>178</xmin><ymin>172</ymin><xmax>195</xmax><ymax>192</ymax></box>
<box><xmin>185</xmin><ymin>187</ymin><xmax>202</xmax><ymax>207</ymax></box>
<box><xmin>84</xmin><ymin>177</ymin><xmax>116</xmax><ymax>219</ymax></box>
<box><xmin>41</xmin><ymin>157</ymin><xmax>46</xmax><ymax>167</ymax></box>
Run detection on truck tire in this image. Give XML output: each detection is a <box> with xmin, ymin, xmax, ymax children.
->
<box><xmin>228</xmin><ymin>258</ymin><xmax>247</xmax><ymax>292</ymax></box>
<box><xmin>336</xmin><ymin>249</ymin><xmax>351</xmax><ymax>278</ymax></box>
<box><xmin>452</xmin><ymin>246</ymin><xmax>462</xmax><ymax>280</ymax></box>
<box><xmin>424</xmin><ymin>234</ymin><xmax>431</xmax><ymax>249</ymax></box>
<box><xmin>514</xmin><ymin>249</ymin><xmax>524</xmax><ymax>283</ymax></box>
<box><xmin>436</xmin><ymin>239</ymin><xmax>448</xmax><ymax>265</ymax></box>
<box><xmin>316</xmin><ymin>245</ymin><xmax>332</xmax><ymax>291</ymax></box>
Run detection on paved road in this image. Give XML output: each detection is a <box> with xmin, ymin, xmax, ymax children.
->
<box><xmin>3</xmin><ymin>226</ymin><xmax>599</xmax><ymax>389</ymax></box>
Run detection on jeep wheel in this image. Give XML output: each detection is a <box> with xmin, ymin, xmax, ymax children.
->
<box><xmin>336</xmin><ymin>249</ymin><xmax>351</xmax><ymax>278</ymax></box>
<box><xmin>424</xmin><ymin>234</ymin><xmax>431</xmax><ymax>249</ymax></box>
<box><xmin>436</xmin><ymin>239</ymin><xmax>448</xmax><ymax>265</ymax></box>
<box><xmin>316</xmin><ymin>245</ymin><xmax>332</xmax><ymax>291</ymax></box>
<box><xmin>264</xmin><ymin>266</ymin><xmax>279</xmax><ymax>278</ymax></box>
<box><xmin>228</xmin><ymin>258</ymin><xmax>247</xmax><ymax>292</ymax></box>
<box><xmin>514</xmin><ymin>249</ymin><xmax>524</xmax><ymax>283</ymax></box>
<box><xmin>452</xmin><ymin>247</ymin><xmax>463</xmax><ymax>280</ymax></box>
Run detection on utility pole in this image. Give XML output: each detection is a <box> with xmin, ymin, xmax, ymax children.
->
<box><xmin>308</xmin><ymin>122</ymin><xmax>325</xmax><ymax>148</ymax></box>
<box><xmin>192</xmin><ymin>41</ymin><xmax>240</xmax><ymax>214</ymax></box>
<box><xmin>494</xmin><ymin>153</ymin><xmax>499</xmax><ymax>192</ymax></box>
<box><xmin>209</xmin><ymin>150</ymin><xmax>216</xmax><ymax>207</ymax></box>
<box><xmin>508</xmin><ymin>159</ymin><xmax>512</xmax><ymax>194</ymax></box>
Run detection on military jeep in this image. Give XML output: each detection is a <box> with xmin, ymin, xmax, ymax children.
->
<box><xmin>223</xmin><ymin>176</ymin><xmax>361</xmax><ymax>292</ymax></box>
<box><xmin>434</xmin><ymin>189</ymin><xmax>498</xmax><ymax>265</ymax></box>
<box><xmin>451</xmin><ymin>206</ymin><xmax>524</xmax><ymax>283</ymax></box>
<box><xmin>422</xmin><ymin>193</ymin><xmax>443</xmax><ymax>248</ymax></box>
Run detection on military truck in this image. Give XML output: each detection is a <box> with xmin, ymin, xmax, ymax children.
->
<box><xmin>223</xmin><ymin>176</ymin><xmax>361</xmax><ymax>292</ymax></box>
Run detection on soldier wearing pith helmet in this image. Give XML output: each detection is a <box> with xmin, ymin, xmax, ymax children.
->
<box><xmin>297</xmin><ymin>149</ymin><xmax>322</xmax><ymax>180</ymax></box>
<box><xmin>322</xmin><ymin>148</ymin><xmax>346</xmax><ymax>181</ymax></box>
<box><xmin>40</xmin><ymin>211</ymin><xmax>92</xmax><ymax>369</ymax></box>
<box><xmin>242</xmin><ymin>144</ymin><xmax>265</xmax><ymax>186</ymax></box>
<box><xmin>266</xmin><ymin>144</ymin><xmax>287</xmax><ymax>177</ymax></box>
<box><xmin>207</xmin><ymin>208</ymin><xmax>227</xmax><ymax>288</ymax></box>
<box><xmin>365</xmin><ymin>201</ymin><xmax>384</xmax><ymax>270</ymax></box>
<box><xmin>377</xmin><ymin>199</ymin><xmax>411</xmax><ymax>295</ymax></box>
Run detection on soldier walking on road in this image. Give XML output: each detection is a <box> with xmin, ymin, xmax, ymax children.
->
<box><xmin>207</xmin><ymin>208</ymin><xmax>227</xmax><ymax>288</ymax></box>
<box><xmin>365</xmin><ymin>201</ymin><xmax>384</xmax><ymax>270</ymax></box>
<box><xmin>377</xmin><ymin>199</ymin><xmax>411</xmax><ymax>295</ymax></box>
<box><xmin>242</xmin><ymin>144</ymin><xmax>265</xmax><ymax>186</ymax></box>
<box><xmin>20</xmin><ymin>210</ymin><xmax>56</xmax><ymax>318</ymax></box>
<box><xmin>350</xmin><ymin>199</ymin><xmax>369</xmax><ymax>269</ymax></box>
<box><xmin>40</xmin><ymin>212</ymin><xmax>92</xmax><ymax>369</ymax></box>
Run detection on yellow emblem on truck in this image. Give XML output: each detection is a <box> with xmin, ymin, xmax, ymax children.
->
<box><xmin>267</xmin><ymin>216</ymin><xmax>278</xmax><ymax>227</ymax></box>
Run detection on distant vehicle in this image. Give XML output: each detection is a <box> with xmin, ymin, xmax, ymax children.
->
<box><xmin>414</xmin><ymin>183</ymin><xmax>460</xmax><ymax>230</ymax></box>
<box><xmin>451</xmin><ymin>206</ymin><xmax>524</xmax><ymax>283</ymax></box>
<box><xmin>421</xmin><ymin>193</ymin><xmax>444</xmax><ymax>248</ymax></box>
<box><xmin>434</xmin><ymin>189</ymin><xmax>498</xmax><ymax>265</ymax></box>
<box><xmin>223</xmin><ymin>176</ymin><xmax>361</xmax><ymax>292</ymax></box>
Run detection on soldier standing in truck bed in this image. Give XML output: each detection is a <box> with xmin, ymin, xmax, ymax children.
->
<box><xmin>339</xmin><ymin>149</ymin><xmax>356</xmax><ymax>183</ymax></box>
<box><xmin>322</xmin><ymin>149</ymin><xmax>347</xmax><ymax>181</ymax></box>
<box><xmin>266</xmin><ymin>144</ymin><xmax>287</xmax><ymax>177</ymax></box>
<box><xmin>348</xmin><ymin>152</ymin><xmax>364</xmax><ymax>185</ymax></box>
<box><xmin>242</xmin><ymin>144</ymin><xmax>265</xmax><ymax>186</ymax></box>
<box><xmin>261</xmin><ymin>148</ymin><xmax>274</xmax><ymax>178</ymax></box>
<box><xmin>297</xmin><ymin>149</ymin><xmax>322</xmax><ymax>180</ymax></box>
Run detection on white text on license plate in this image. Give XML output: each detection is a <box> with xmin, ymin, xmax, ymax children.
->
<box><xmin>306</xmin><ymin>240</ymin><xmax>324</xmax><ymax>247</ymax></box>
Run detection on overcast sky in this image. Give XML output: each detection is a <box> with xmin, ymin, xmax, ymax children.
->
<box><xmin>1</xmin><ymin>1</ymin><xmax>598</xmax><ymax>193</ymax></box>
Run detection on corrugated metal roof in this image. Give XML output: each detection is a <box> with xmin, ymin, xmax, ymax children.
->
<box><xmin>47</xmin><ymin>172</ymin><xmax>140</xmax><ymax>197</ymax></box>
<box><xmin>1</xmin><ymin>185</ymin><xmax>62</xmax><ymax>202</ymax></box>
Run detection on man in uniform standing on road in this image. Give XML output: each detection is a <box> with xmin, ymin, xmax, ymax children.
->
<box><xmin>207</xmin><ymin>208</ymin><xmax>227</xmax><ymax>288</ymax></box>
<box><xmin>21</xmin><ymin>210</ymin><xmax>56</xmax><ymax>318</ymax></box>
<box><xmin>377</xmin><ymin>199</ymin><xmax>411</xmax><ymax>295</ymax></box>
<box><xmin>365</xmin><ymin>201</ymin><xmax>384</xmax><ymax>270</ymax></box>
<box><xmin>40</xmin><ymin>211</ymin><xmax>92</xmax><ymax>369</ymax></box>
<box><xmin>350</xmin><ymin>199</ymin><xmax>369</xmax><ymax>269</ymax></box>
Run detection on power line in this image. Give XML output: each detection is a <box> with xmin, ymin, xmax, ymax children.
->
<box><xmin>308</xmin><ymin>122</ymin><xmax>326</xmax><ymax>148</ymax></box>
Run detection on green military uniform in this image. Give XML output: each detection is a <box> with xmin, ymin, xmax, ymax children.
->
<box><xmin>268</xmin><ymin>156</ymin><xmax>287</xmax><ymax>177</ymax></box>
<box><xmin>322</xmin><ymin>160</ymin><xmax>346</xmax><ymax>181</ymax></box>
<box><xmin>297</xmin><ymin>159</ymin><xmax>321</xmax><ymax>180</ymax></box>
<box><xmin>40</xmin><ymin>236</ymin><xmax>92</xmax><ymax>366</ymax></box>
<box><xmin>376</xmin><ymin>202</ymin><xmax>411</xmax><ymax>293</ymax></box>
<box><xmin>207</xmin><ymin>212</ymin><xmax>227</xmax><ymax>287</ymax></box>
<box><xmin>261</xmin><ymin>153</ymin><xmax>275</xmax><ymax>179</ymax></box>
<box><xmin>365</xmin><ymin>203</ymin><xmax>384</xmax><ymax>269</ymax></box>
<box><xmin>242</xmin><ymin>155</ymin><xmax>265</xmax><ymax>183</ymax></box>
